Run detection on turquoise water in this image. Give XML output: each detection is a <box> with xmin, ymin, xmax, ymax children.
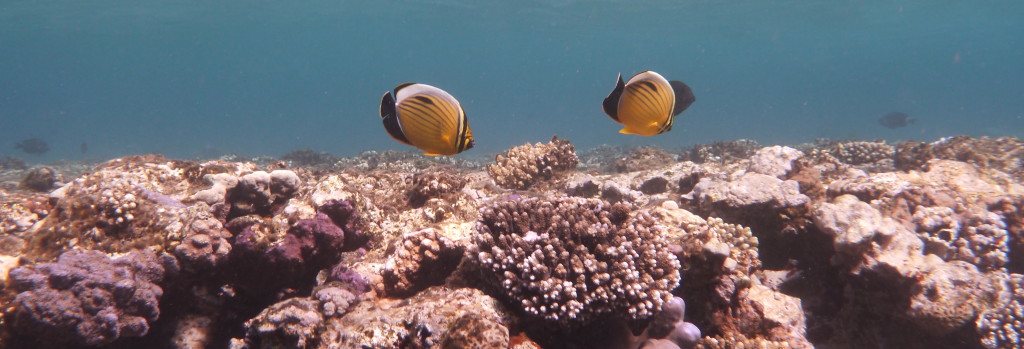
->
<box><xmin>2</xmin><ymin>0</ymin><xmax>1023</xmax><ymax>162</ymax></box>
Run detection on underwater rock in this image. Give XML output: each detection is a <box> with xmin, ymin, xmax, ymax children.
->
<box><xmin>24</xmin><ymin>157</ymin><xmax>225</xmax><ymax>259</ymax></box>
<box><xmin>231</xmin><ymin>199</ymin><xmax>366</xmax><ymax>297</ymax></box>
<box><xmin>382</xmin><ymin>228</ymin><xmax>463</xmax><ymax>297</ymax></box>
<box><xmin>0</xmin><ymin>156</ymin><xmax>28</xmax><ymax>170</ymax></box>
<box><xmin>281</xmin><ymin>148</ymin><xmax>340</xmax><ymax>168</ymax></box>
<box><xmin>638</xmin><ymin>297</ymin><xmax>701</xmax><ymax>349</ymax></box>
<box><xmin>225</xmin><ymin>170</ymin><xmax>301</xmax><ymax>219</ymax></box>
<box><xmin>19</xmin><ymin>167</ymin><xmax>56</xmax><ymax>192</ymax></box>
<box><xmin>8</xmin><ymin>249</ymin><xmax>177</xmax><ymax>346</ymax></box>
<box><xmin>487</xmin><ymin>136</ymin><xmax>578</xmax><ymax>190</ymax></box>
<box><xmin>614</xmin><ymin>146</ymin><xmax>676</xmax><ymax>173</ymax></box>
<box><xmin>322</xmin><ymin>286</ymin><xmax>508</xmax><ymax>348</ymax></box>
<box><xmin>407</xmin><ymin>167</ymin><xmax>467</xmax><ymax>208</ymax></box>
<box><xmin>471</xmin><ymin>197</ymin><xmax>680</xmax><ymax>326</ymax></box>
<box><xmin>747</xmin><ymin>146</ymin><xmax>804</xmax><ymax>179</ymax></box>
<box><xmin>679</xmin><ymin>139</ymin><xmax>760</xmax><ymax>164</ymax></box>
<box><xmin>237</xmin><ymin>298</ymin><xmax>325</xmax><ymax>348</ymax></box>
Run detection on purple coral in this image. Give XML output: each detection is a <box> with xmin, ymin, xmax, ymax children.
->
<box><xmin>8</xmin><ymin>249</ymin><xmax>177</xmax><ymax>346</ymax></box>
<box><xmin>231</xmin><ymin>199</ymin><xmax>367</xmax><ymax>295</ymax></box>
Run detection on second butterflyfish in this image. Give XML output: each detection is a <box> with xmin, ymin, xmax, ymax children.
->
<box><xmin>379</xmin><ymin>83</ymin><xmax>475</xmax><ymax>156</ymax></box>
<box><xmin>602</xmin><ymin>71</ymin><xmax>696</xmax><ymax>136</ymax></box>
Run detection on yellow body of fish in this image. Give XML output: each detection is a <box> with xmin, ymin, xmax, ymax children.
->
<box><xmin>379</xmin><ymin>83</ymin><xmax>475</xmax><ymax>156</ymax></box>
<box><xmin>602</xmin><ymin>71</ymin><xmax>696</xmax><ymax>136</ymax></box>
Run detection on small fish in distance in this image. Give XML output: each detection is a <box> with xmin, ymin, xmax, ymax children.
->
<box><xmin>15</xmin><ymin>138</ymin><xmax>50</xmax><ymax>155</ymax></box>
<box><xmin>879</xmin><ymin>112</ymin><xmax>915</xmax><ymax>129</ymax></box>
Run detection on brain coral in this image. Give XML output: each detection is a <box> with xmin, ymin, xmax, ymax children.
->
<box><xmin>471</xmin><ymin>197</ymin><xmax>680</xmax><ymax>326</ymax></box>
<box><xmin>486</xmin><ymin>136</ymin><xmax>578</xmax><ymax>190</ymax></box>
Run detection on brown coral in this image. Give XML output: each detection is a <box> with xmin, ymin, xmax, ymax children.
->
<box><xmin>486</xmin><ymin>136</ymin><xmax>578</xmax><ymax>190</ymax></box>
<box><xmin>471</xmin><ymin>197</ymin><xmax>680</xmax><ymax>326</ymax></box>
<box><xmin>382</xmin><ymin>228</ymin><xmax>463</xmax><ymax>297</ymax></box>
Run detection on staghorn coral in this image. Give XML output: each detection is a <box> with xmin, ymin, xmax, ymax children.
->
<box><xmin>8</xmin><ymin>249</ymin><xmax>178</xmax><ymax>346</ymax></box>
<box><xmin>487</xmin><ymin>136</ymin><xmax>578</xmax><ymax>190</ymax></box>
<box><xmin>977</xmin><ymin>273</ymin><xmax>1023</xmax><ymax>349</ymax></box>
<box><xmin>471</xmin><ymin>197</ymin><xmax>680</xmax><ymax>326</ymax></box>
<box><xmin>826</xmin><ymin>141</ymin><xmax>894</xmax><ymax>165</ymax></box>
<box><xmin>382</xmin><ymin>228</ymin><xmax>463</xmax><ymax>297</ymax></box>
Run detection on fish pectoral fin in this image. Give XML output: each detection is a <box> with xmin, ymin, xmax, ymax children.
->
<box><xmin>619</xmin><ymin>128</ymin><xmax>638</xmax><ymax>135</ymax></box>
<box><xmin>422</xmin><ymin>152</ymin><xmax>443</xmax><ymax>156</ymax></box>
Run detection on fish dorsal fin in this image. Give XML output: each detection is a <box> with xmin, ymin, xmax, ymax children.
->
<box><xmin>380</xmin><ymin>91</ymin><xmax>413</xmax><ymax>146</ymax></box>
<box><xmin>393</xmin><ymin>82</ymin><xmax>416</xmax><ymax>98</ymax></box>
<box><xmin>602</xmin><ymin>73</ymin><xmax>625</xmax><ymax>122</ymax></box>
<box><xmin>669</xmin><ymin>80</ymin><xmax>695</xmax><ymax>116</ymax></box>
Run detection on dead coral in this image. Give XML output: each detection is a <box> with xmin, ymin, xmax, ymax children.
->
<box><xmin>614</xmin><ymin>146</ymin><xmax>676</xmax><ymax>173</ymax></box>
<box><xmin>407</xmin><ymin>167</ymin><xmax>467</xmax><ymax>208</ymax></box>
<box><xmin>382</xmin><ymin>228</ymin><xmax>463</xmax><ymax>297</ymax></box>
<box><xmin>894</xmin><ymin>136</ymin><xmax>1024</xmax><ymax>178</ymax></box>
<box><xmin>487</xmin><ymin>136</ymin><xmax>578</xmax><ymax>190</ymax></box>
<box><xmin>679</xmin><ymin>139</ymin><xmax>760</xmax><ymax>164</ymax></box>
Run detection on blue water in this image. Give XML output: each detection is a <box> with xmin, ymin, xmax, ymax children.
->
<box><xmin>2</xmin><ymin>1</ymin><xmax>1023</xmax><ymax>162</ymax></box>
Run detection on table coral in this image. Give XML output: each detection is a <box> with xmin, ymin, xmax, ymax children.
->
<box><xmin>487</xmin><ymin>136</ymin><xmax>578</xmax><ymax>190</ymax></box>
<box><xmin>471</xmin><ymin>197</ymin><xmax>680</xmax><ymax>326</ymax></box>
<box><xmin>8</xmin><ymin>249</ymin><xmax>177</xmax><ymax>346</ymax></box>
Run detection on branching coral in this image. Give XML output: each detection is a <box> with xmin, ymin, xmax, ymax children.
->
<box><xmin>487</xmin><ymin>136</ymin><xmax>578</xmax><ymax>190</ymax></box>
<box><xmin>471</xmin><ymin>197</ymin><xmax>680</xmax><ymax>326</ymax></box>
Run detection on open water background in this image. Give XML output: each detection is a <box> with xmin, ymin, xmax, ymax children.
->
<box><xmin>2</xmin><ymin>0</ymin><xmax>1023</xmax><ymax>162</ymax></box>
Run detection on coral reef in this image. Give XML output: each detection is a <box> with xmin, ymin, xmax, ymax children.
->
<box><xmin>19</xmin><ymin>167</ymin><xmax>57</xmax><ymax>192</ymax></box>
<box><xmin>8</xmin><ymin>249</ymin><xmax>178</xmax><ymax>346</ymax></box>
<box><xmin>679</xmin><ymin>139</ymin><xmax>760</xmax><ymax>164</ymax></box>
<box><xmin>471</xmin><ymin>197</ymin><xmax>680</xmax><ymax>326</ymax></box>
<box><xmin>2</xmin><ymin>135</ymin><xmax>1022</xmax><ymax>348</ymax></box>
<box><xmin>826</xmin><ymin>140</ymin><xmax>894</xmax><ymax>165</ymax></box>
<box><xmin>976</xmin><ymin>273</ymin><xmax>1023</xmax><ymax>349</ymax></box>
<box><xmin>487</xmin><ymin>136</ymin><xmax>578</xmax><ymax>190</ymax></box>
<box><xmin>615</xmin><ymin>146</ymin><xmax>677</xmax><ymax>173</ymax></box>
<box><xmin>382</xmin><ymin>228</ymin><xmax>463</xmax><ymax>297</ymax></box>
<box><xmin>407</xmin><ymin>166</ymin><xmax>468</xmax><ymax>208</ymax></box>
<box><xmin>281</xmin><ymin>148</ymin><xmax>340</xmax><ymax>168</ymax></box>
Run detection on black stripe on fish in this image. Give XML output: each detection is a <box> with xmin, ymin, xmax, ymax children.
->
<box><xmin>602</xmin><ymin>73</ymin><xmax>625</xmax><ymax>122</ymax></box>
<box><xmin>380</xmin><ymin>91</ymin><xmax>412</xmax><ymax>145</ymax></box>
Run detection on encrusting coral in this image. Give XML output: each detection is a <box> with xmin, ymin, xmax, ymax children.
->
<box><xmin>470</xmin><ymin>197</ymin><xmax>680</xmax><ymax>326</ymax></box>
<box><xmin>487</xmin><ymin>136</ymin><xmax>578</xmax><ymax>190</ymax></box>
<box><xmin>8</xmin><ymin>248</ymin><xmax>178</xmax><ymax>346</ymax></box>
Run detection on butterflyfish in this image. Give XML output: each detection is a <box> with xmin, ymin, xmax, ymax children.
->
<box><xmin>379</xmin><ymin>83</ymin><xmax>475</xmax><ymax>156</ymax></box>
<box><xmin>602</xmin><ymin>71</ymin><xmax>696</xmax><ymax>136</ymax></box>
